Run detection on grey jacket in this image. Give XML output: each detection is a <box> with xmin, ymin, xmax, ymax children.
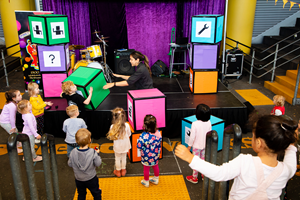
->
<box><xmin>68</xmin><ymin>148</ymin><xmax>102</xmax><ymax>181</ymax></box>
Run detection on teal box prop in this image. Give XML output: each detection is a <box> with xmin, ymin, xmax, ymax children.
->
<box><xmin>181</xmin><ymin>115</ymin><xmax>225</xmax><ymax>151</ymax></box>
<box><xmin>191</xmin><ymin>15</ymin><xmax>224</xmax><ymax>44</ymax></box>
<box><xmin>63</xmin><ymin>67</ymin><xmax>110</xmax><ymax>110</ymax></box>
<box><xmin>28</xmin><ymin>14</ymin><xmax>69</xmax><ymax>45</ymax></box>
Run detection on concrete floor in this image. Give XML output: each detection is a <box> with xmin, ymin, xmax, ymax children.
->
<box><xmin>0</xmin><ymin>67</ymin><xmax>299</xmax><ymax>199</ymax></box>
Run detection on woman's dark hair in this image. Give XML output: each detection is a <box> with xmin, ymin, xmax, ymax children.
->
<box><xmin>254</xmin><ymin>115</ymin><xmax>298</xmax><ymax>153</ymax></box>
<box><xmin>130</xmin><ymin>51</ymin><xmax>152</xmax><ymax>77</ymax></box>
<box><xmin>5</xmin><ymin>89</ymin><xmax>18</xmax><ymax>104</ymax></box>
<box><xmin>195</xmin><ymin>104</ymin><xmax>211</xmax><ymax>121</ymax></box>
<box><xmin>143</xmin><ymin>114</ymin><xmax>157</xmax><ymax>133</ymax></box>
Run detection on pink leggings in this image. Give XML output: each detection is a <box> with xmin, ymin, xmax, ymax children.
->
<box><xmin>192</xmin><ymin>148</ymin><xmax>205</xmax><ymax>178</ymax></box>
<box><xmin>143</xmin><ymin>165</ymin><xmax>159</xmax><ymax>181</ymax></box>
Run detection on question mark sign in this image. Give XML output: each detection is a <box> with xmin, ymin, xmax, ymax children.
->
<box><xmin>49</xmin><ymin>54</ymin><xmax>55</xmax><ymax>64</ymax></box>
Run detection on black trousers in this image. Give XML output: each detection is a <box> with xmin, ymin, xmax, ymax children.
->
<box><xmin>75</xmin><ymin>175</ymin><xmax>101</xmax><ymax>200</ymax></box>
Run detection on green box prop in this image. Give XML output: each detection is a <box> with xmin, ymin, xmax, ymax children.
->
<box><xmin>63</xmin><ymin>67</ymin><xmax>110</xmax><ymax>110</ymax></box>
<box><xmin>28</xmin><ymin>14</ymin><xmax>69</xmax><ymax>45</ymax></box>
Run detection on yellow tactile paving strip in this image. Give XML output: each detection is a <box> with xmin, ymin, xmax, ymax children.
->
<box><xmin>73</xmin><ymin>175</ymin><xmax>190</xmax><ymax>200</ymax></box>
<box><xmin>236</xmin><ymin>89</ymin><xmax>274</xmax><ymax>106</ymax></box>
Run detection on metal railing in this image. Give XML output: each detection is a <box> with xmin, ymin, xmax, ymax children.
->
<box><xmin>7</xmin><ymin>133</ymin><xmax>60</xmax><ymax>200</ymax></box>
<box><xmin>225</xmin><ymin>29</ymin><xmax>300</xmax><ymax>105</ymax></box>
<box><xmin>0</xmin><ymin>43</ymin><xmax>21</xmax><ymax>87</ymax></box>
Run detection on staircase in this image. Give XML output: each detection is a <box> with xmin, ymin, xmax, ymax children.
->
<box><xmin>244</xmin><ymin>18</ymin><xmax>300</xmax><ymax>105</ymax></box>
<box><xmin>0</xmin><ymin>45</ymin><xmax>21</xmax><ymax>79</ymax></box>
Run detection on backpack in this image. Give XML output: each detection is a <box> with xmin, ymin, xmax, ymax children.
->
<box><xmin>151</xmin><ymin>60</ymin><xmax>167</xmax><ymax>76</ymax></box>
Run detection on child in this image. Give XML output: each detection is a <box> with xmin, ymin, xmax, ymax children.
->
<box><xmin>186</xmin><ymin>104</ymin><xmax>212</xmax><ymax>184</ymax></box>
<box><xmin>0</xmin><ymin>90</ymin><xmax>23</xmax><ymax>153</ymax></box>
<box><xmin>106</xmin><ymin>107</ymin><xmax>131</xmax><ymax>177</ymax></box>
<box><xmin>17</xmin><ymin>100</ymin><xmax>42</xmax><ymax>162</ymax></box>
<box><xmin>68</xmin><ymin>128</ymin><xmax>102</xmax><ymax>200</ymax></box>
<box><xmin>175</xmin><ymin>115</ymin><xmax>298</xmax><ymax>199</ymax></box>
<box><xmin>61</xmin><ymin>81</ymin><xmax>93</xmax><ymax>121</ymax></box>
<box><xmin>270</xmin><ymin>95</ymin><xmax>285</xmax><ymax>116</ymax></box>
<box><xmin>63</xmin><ymin>105</ymin><xmax>87</xmax><ymax>157</ymax></box>
<box><xmin>137</xmin><ymin>114</ymin><xmax>162</xmax><ymax>187</ymax></box>
<box><xmin>28</xmin><ymin>82</ymin><xmax>53</xmax><ymax>142</ymax></box>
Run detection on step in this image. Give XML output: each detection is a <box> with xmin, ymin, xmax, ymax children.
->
<box><xmin>286</xmin><ymin>69</ymin><xmax>298</xmax><ymax>80</ymax></box>
<box><xmin>264</xmin><ymin>81</ymin><xmax>300</xmax><ymax>105</ymax></box>
<box><xmin>279</xmin><ymin>27</ymin><xmax>300</xmax><ymax>39</ymax></box>
<box><xmin>275</xmin><ymin>76</ymin><xmax>300</xmax><ymax>93</ymax></box>
<box><xmin>0</xmin><ymin>56</ymin><xmax>21</xmax><ymax>78</ymax></box>
<box><xmin>263</xmin><ymin>36</ymin><xmax>300</xmax><ymax>56</ymax></box>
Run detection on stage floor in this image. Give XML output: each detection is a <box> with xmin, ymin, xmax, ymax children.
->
<box><xmin>42</xmin><ymin>74</ymin><xmax>247</xmax><ymax>139</ymax></box>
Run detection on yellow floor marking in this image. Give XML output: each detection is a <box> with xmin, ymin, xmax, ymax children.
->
<box><xmin>236</xmin><ymin>89</ymin><xmax>274</xmax><ymax>106</ymax></box>
<box><xmin>73</xmin><ymin>175</ymin><xmax>190</xmax><ymax>200</ymax></box>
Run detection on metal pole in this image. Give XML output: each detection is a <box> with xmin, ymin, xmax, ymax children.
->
<box><xmin>232</xmin><ymin>124</ymin><xmax>242</xmax><ymax>159</ymax></box>
<box><xmin>202</xmin><ymin>131</ymin><xmax>212</xmax><ymax>200</ymax></box>
<box><xmin>49</xmin><ymin>135</ymin><xmax>60</xmax><ymax>200</ymax></box>
<box><xmin>292</xmin><ymin>63</ymin><xmax>300</xmax><ymax>105</ymax></box>
<box><xmin>271</xmin><ymin>44</ymin><xmax>279</xmax><ymax>82</ymax></box>
<box><xmin>7</xmin><ymin>133</ymin><xmax>26</xmax><ymax>200</ymax></box>
<box><xmin>41</xmin><ymin>135</ymin><xmax>54</xmax><ymax>200</ymax></box>
<box><xmin>34</xmin><ymin>0</ymin><xmax>40</xmax><ymax>11</ymax></box>
<box><xmin>207</xmin><ymin>130</ymin><xmax>218</xmax><ymax>200</ymax></box>
<box><xmin>222</xmin><ymin>0</ymin><xmax>229</xmax><ymax>78</ymax></box>
<box><xmin>249</xmin><ymin>50</ymin><xmax>255</xmax><ymax>84</ymax></box>
<box><xmin>218</xmin><ymin>125</ymin><xmax>233</xmax><ymax>200</ymax></box>
<box><xmin>1</xmin><ymin>49</ymin><xmax>9</xmax><ymax>87</ymax></box>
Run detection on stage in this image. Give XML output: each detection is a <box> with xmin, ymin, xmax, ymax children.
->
<box><xmin>31</xmin><ymin>74</ymin><xmax>247</xmax><ymax>139</ymax></box>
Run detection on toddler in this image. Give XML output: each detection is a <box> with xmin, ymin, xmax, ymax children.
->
<box><xmin>28</xmin><ymin>82</ymin><xmax>52</xmax><ymax>142</ymax></box>
<box><xmin>17</xmin><ymin>100</ymin><xmax>42</xmax><ymax>162</ymax></box>
<box><xmin>176</xmin><ymin>115</ymin><xmax>298</xmax><ymax>199</ymax></box>
<box><xmin>186</xmin><ymin>104</ymin><xmax>212</xmax><ymax>183</ymax></box>
<box><xmin>137</xmin><ymin>114</ymin><xmax>162</xmax><ymax>187</ymax></box>
<box><xmin>107</xmin><ymin>107</ymin><xmax>131</xmax><ymax>177</ymax></box>
<box><xmin>270</xmin><ymin>95</ymin><xmax>285</xmax><ymax>116</ymax></box>
<box><xmin>63</xmin><ymin>105</ymin><xmax>87</xmax><ymax>157</ymax></box>
<box><xmin>61</xmin><ymin>81</ymin><xmax>93</xmax><ymax>121</ymax></box>
<box><xmin>0</xmin><ymin>89</ymin><xmax>23</xmax><ymax>153</ymax></box>
<box><xmin>68</xmin><ymin>128</ymin><xmax>102</xmax><ymax>200</ymax></box>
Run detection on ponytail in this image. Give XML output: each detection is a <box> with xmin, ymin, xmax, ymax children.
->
<box><xmin>130</xmin><ymin>51</ymin><xmax>152</xmax><ymax>77</ymax></box>
<box><xmin>5</xmin><ymin>89</ymin><xmax>18</xmax><ymax>104</ymax></box>
<box><xmin>254</xmin><ymin>115</ymin><xmax>298</xmax><ymax>153</ymax></box>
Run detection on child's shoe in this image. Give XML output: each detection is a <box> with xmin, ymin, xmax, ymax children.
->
<box><xmin>149</xmin><ymin>176</ymin><xmax>159</xmax><ymax>185</ymax></box>
<box><xmin>186</xmin><ymin>175</ymin><xmax>198</xmax><ymax>184</ymax></box>
<box><xmin>141</xmin><ymin>179</ymin><xmax>149</xmax><ymax>187</ymax></box>
<box><xmin>33</xmin><ymin>156</ymin><xmax>43</xmax><ymax>162</ymax></box>
<box><xmin>121</xmin><ymin>169</ymin><xmax>126</xmax><ymax>176</ymax></box>
<box><xmin>297</xmin><ymin>165</ymin><xmax>300</xmax><ymax>169</ymax></box>
<box><xmin>113</xmin><ymin>170</ymin><xmax>121</xmax><ymax>178</ymax></box>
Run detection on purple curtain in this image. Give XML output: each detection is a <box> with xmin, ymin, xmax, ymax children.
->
<box><xmin>183</xmin><ymin>0</ymin><xmax>226</xmax><ymax>41</ymax></box>
<box><xmin>89</xmin><ymin>2</ymin><xmax>128</xmax><ymax>71</ymax></box>
<box><xmin>125</xmin><ymin>2</ymin><xmax>177</xmax><ymax>67</ymax></box>
<box><xmin>42</xmin><ymin>0</ymin><xmax>91</xmax><ymax>61</ymax></box>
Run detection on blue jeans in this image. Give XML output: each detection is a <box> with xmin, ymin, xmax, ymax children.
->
<box><xmin>67</xmin><ymin>143</ymin><xmax>78</xmax><ymax>157</ymax></box>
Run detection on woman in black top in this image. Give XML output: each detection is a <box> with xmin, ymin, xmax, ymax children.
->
<box><xmin>103</xmin><ymin>51</ymin><xmax>153</xmax><ymax>90</ymax></box>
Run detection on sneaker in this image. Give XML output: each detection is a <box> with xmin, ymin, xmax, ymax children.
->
<box><xmin>201</xmin><ymin>174</ymin><xmax>204</xmax><ymax>181</ymax></box>
<box><xmin>149</xmin><ymin>177</ymin><xmax>159</xmax><ymax>185</ymax></box>
<box><xmin>35</xmin><ymin>139</ymin><xmax>40</xmax><ymax>143</ymax></box>
<box><xmin>186</xmin><ymin>175</ymin><xmax>198</xmax><ymax>184</ymax></box>
<box><xmin>33</xmin><ymin>156</ymin><xmax>43</xmax><ymax>162</ymax></box>
<box><xmin>17</xmin><ymin>148</ymin><xmax>23</xmax><ymax>154</ymax></box>
<box><xmin>141</xmin><ymin>179</ymin><xmax>149</xmax><ymax>188</ymax></box>
<box><xmin>121</xmin><ymin>169</ymin><xmax>127</xmax><ymax>177</ymax></box>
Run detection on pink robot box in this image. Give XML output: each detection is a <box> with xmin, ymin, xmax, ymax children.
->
<box><xmin>42</xmin><ymin>73</ymin><xmax>67</xmax><ymax>98</ymax></box>
<box><xmin>127</xmin><ymin>88</ymin><xmax>166</xmax><ymax>132</ymax></box>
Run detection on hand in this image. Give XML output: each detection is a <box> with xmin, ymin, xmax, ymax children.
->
<box><xmin>9</xmin><ymin>128</ymin><xmax>16</xmax><ymax>133</ymax></box>
<box><xmin>175</xmin><ymin>144</ymin><xmax>194</xmax><ymax>164</ymax></box>
<box><xmin>89</xmin><ymin>87</ymin><xmax>93</xmax><ymax>94</ymax></box>
<box><xmin>46</xmin><ymin>102</ymin><xmax>53</xmax><ymax>106</ymax></box>
<box><xmin>36</xmin><ymin>135</ymin><xmax>41</xmax><ymax>140</ymax></box>
<box><xmin>103</xmin><ymin>83</ymin><xmax>114</xmax><ymax>89</ymax></box>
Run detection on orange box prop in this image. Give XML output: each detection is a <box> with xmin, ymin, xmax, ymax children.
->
<box><xmin>189</xmin><ymin>68</ymin><xmax>218</xmax><ymax>94</ymax></box>
<box><xmin>127</xmin><ymin>123</ymin><xmax>163</xmax><ymax>163</ymax></box>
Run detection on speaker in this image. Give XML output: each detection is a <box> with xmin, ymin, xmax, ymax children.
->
<box><xmin>114</xmin><ymin>49</ymin><xmax>135</xmax><ymax>75</ymax></box>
